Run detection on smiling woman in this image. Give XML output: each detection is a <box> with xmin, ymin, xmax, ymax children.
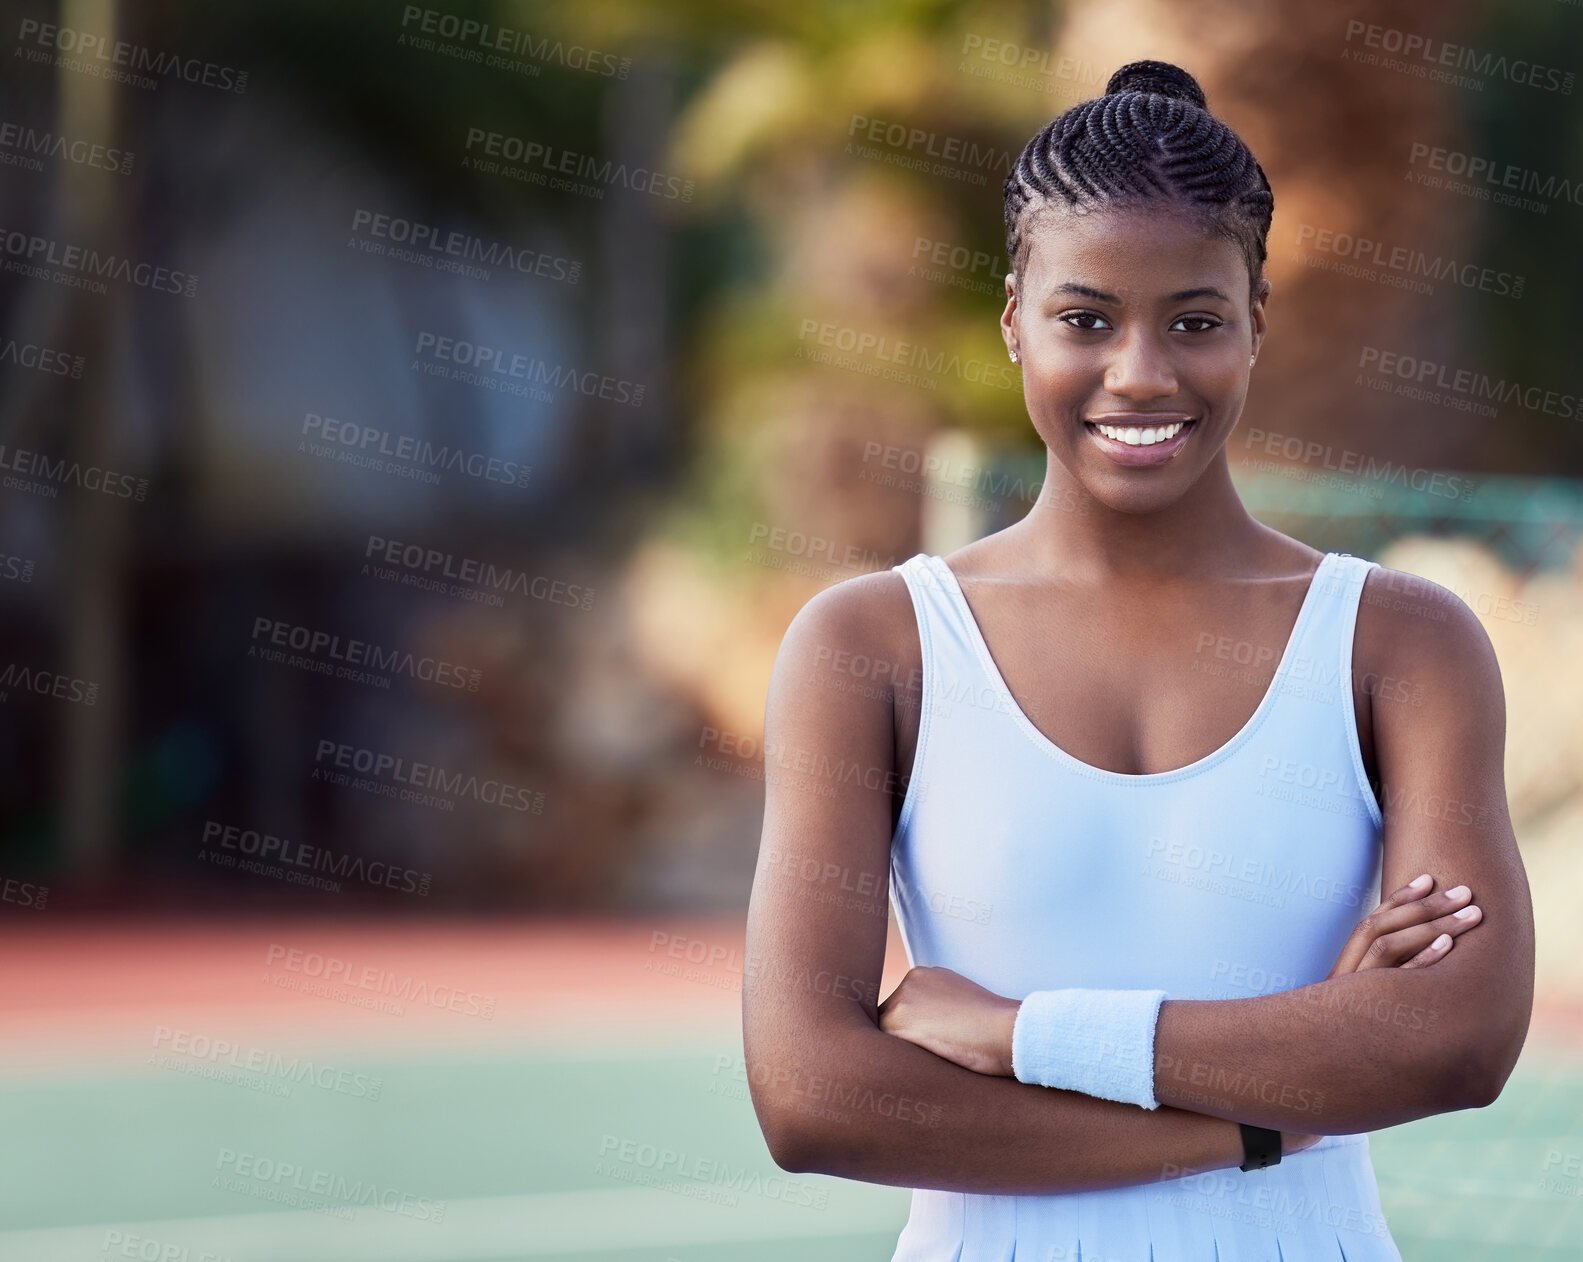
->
<box><xmin>742</xmin><ymin>58</ymin><xmax>1535</xmax><ymax>1262</ymax></box>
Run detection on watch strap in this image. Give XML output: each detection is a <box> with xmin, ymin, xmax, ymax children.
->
<box><xmin>1238</xmin><ymin>1123</ymin><xmax>1282</xmax><ymax>1172</ymax></box>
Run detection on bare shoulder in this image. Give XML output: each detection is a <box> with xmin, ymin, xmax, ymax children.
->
<box><xmin>765</xmin><ymin>565</ymin><xmax>925</xmax><ymax>756</ymax></box>
<box><xmin>1354</xmin><ymin>564</ymin><xmax>1506</xmax><ymax>722</ymax></box>
<box><xmin>772</xmin><ymin>566</ymin><xmax>918</xmax><ymax>687</ymax></box>
<box><xmin>759</xmin><ymin>567</ymin><xmax>921</xmax><ymax>862</ymax></box>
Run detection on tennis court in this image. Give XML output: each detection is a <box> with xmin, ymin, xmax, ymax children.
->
<box><xmin>2</xmin><ymin>920</ymin><xmax>1579</xmax><ymax>1261</ymax></box>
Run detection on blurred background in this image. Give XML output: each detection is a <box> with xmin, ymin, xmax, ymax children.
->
<box><xmin>2</xmin><ymin>0</ymin><xmax>1581</xmax><ymax>1257</ymax></box>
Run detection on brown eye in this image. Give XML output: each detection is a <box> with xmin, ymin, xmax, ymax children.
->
<box><xmin>1059</xmin><ymin>311</ymin><xmax>1109</xmax><ymax>331</ymax></box>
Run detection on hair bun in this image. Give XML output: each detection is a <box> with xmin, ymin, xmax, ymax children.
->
<box><xmin>1103</xmin><ymin>60</ymin><xmax>1207</xmax><ymax>109</ymax></box>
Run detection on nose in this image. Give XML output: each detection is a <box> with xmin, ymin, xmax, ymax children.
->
<box><xmin>1103</xmin><ymin>332</ymin><xmax>1178</xmax><ymax>400</ymax></box>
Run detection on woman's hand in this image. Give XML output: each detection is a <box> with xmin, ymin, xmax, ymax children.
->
<box><xmin>877</xmin><ymin>965</ymin><xmax>1021</xmax><ymax>1076</ymax></box>
<box><xmin>1326</xmin><ymin>872</ymin><xmax>1483</xmax><ymax>979</ymax></box>
<box><xmin>1285</xmin><ymin>875</ymin><xmax>1482</xmax><ymax>1154</ymax></box>
<box><xmin>878</xmin><ymin>874</ymin><xmax>1485</xmax><ymax>1163</ymax></box>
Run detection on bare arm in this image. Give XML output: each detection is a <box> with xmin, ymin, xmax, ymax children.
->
<box><xmin>743</xmin><ymin>575</ymin><xmax>1250</xmax><ymax>1192</ymax></box>
<box><xmin>1147</xmin><ymin>572</ymin><xmax>1534</xmax><ymax>1132</ymax></box>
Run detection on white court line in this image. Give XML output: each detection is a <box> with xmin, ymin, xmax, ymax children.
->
<box><xmin>0</xmin><ymin>1183</ymin><xmax>911</xmax><ymax>1261</ymax></box>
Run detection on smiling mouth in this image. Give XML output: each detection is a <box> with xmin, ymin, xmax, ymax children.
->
<box><xmin>1087</xmin><ymin>419</ymin><xmax>1190</xmax><ymax>447</ymax></box>
<box><xmin>1081</xmin><ymin>416</ymin><xmax>1197</xmax><ymax>465</ymax></box>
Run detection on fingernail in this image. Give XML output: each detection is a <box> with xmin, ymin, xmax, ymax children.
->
<box><xmin>1409</xmin><ymin>874</ymin><xmax>1431</xmax><ymax>891</ymax></box>
<box><xmin>1446</xmin><ymin>885</ymin><xmax>1470</xmax><ymax>901</ymax></box>
<box><xmin>1432</xmin><ymin>934</ymin><xmax>1451</xmax><ymax>949</ymax></box>
<box><xmin>1454</xmin><ymin>905</ymin><xmax>1480</xmax><ymax>920</ymax></box>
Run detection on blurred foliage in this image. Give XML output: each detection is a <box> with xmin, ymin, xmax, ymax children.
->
<box><xmin>1464</xmin><ymin>1</ymin><xmax>1583</xmax><ymax>473</ymax></box>
<box><xmin>143</xmin><ymin>0</ymin><xmax>1583</xmax><ymax>572</ymax></box>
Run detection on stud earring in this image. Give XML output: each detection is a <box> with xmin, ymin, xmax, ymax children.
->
<box><xmin>1249</xmin><ymin>354</ymin><xmax>1256</xmax><ymax>367</ymax></box>
<box><xmin>1010</xmin><ymin>348</ymin><xmax>1019</xmax><ymax>364</ymax></box>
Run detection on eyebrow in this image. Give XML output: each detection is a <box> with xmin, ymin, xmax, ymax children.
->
<box><xmin>1052</xmin><ymin>282</ymin><xmax>1231</xmax><ymax>303</ymax></box>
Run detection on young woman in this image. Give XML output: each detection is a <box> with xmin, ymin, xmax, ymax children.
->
<box><xmin>743</xmin><ymin>59</ymin><xmax>1534</xmax><ymax>1260</ymax></box>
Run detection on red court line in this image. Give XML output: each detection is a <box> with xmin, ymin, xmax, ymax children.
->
<box><xmin>0</xmin><ymin>918</ymin><xmax>915</xmax><ymax>1071</ymax></box>
<box><xmin>0</xmin><ymin>919</ymin><xmax>1577</xmax><ymax>1074</ymax></box>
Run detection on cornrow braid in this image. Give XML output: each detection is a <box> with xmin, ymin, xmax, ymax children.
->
<box><xmin>1003</xmin><ymin>59</ymin><xmax>1274</xmax><ymax>300</ymax></box>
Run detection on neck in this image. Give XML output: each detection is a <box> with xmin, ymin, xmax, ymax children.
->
<box><xmin>1015</xmin><ymin>447</ymin><xmax>1270</xmax><ymax>581</ymax></box>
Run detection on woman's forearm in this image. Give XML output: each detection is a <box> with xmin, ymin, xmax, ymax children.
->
<box><xmin>752</xmin><ymin>1012</ymin><xmax>1247</xmax><ymax>1194</ymax></box>
<box><xmin>1151</xmin><ymin>965</ymin><xmax>1491</xmax><ymax>1133</ymax></box>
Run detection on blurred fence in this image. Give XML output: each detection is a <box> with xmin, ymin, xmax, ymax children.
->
<box><xmin>924</xmin><ymin>430</ymin><xmax>1583</xmax><ymax>577</ymax></box>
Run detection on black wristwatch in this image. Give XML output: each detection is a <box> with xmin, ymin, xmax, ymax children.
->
<box><xmin>1238</xmin><ymin>1123</ymin><xmax>1282</xmax><ymax>1172</ymax></box>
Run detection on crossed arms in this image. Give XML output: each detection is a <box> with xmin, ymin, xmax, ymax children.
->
<box><xmin>741</xmin><ymin>568</ymin><xmax>1534</xmax><ymax>1196</ymax></box>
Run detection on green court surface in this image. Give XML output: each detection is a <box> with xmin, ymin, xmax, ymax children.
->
<box><xmin>1</xmin><ymin>1042</ymin><xmax>1580</xmax><ymax>1261</ymax></box>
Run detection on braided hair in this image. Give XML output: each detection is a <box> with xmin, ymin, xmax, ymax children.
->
<box><xmin>1003</xmin><ymin>60</ymin><xmax>1274</xmax><ymax>300</ymax></box>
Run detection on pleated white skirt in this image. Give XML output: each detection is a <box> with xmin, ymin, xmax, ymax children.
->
<box><xmin>889</xmin><ymin>1133</ymin><xmax>1402</xmax><ymax>1261</ymax></box>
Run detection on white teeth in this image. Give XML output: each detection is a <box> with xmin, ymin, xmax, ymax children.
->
<box><xmin>1094</xmin><ymin>421</ymin><xmax>1185</xmax><ymax>446</ymax></box>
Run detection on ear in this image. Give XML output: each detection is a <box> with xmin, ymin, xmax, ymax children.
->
<box><xmin>1249</xmin><ymin>276</ymin><xmax>1271</xmax><ymax>355</ymax></box>
<box><xmin>1001</xmin><ymin>272</ymin><xmax>1019</xmax><ymax>352</ymax></box>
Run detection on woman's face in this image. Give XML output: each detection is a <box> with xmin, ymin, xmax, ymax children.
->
<box><xmin>1002</xmin><ymin>202</ymin><xmax>1269</xmax><ymax>515</ymax></box>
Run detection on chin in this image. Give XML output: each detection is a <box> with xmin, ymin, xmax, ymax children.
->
<box><xmin>1044</xmin><ymin>440</ymin><xmax>1200</xmax><ymax>516</ymax></box>
<box><xmin>1081</xmin><ymin>474</ymin><xmax>1195</xmax><ymax>516</ymax></box>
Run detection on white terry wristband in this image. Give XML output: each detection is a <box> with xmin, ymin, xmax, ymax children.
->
<box><xmin>1010</xmin><ymin>988</ymin><xmax>1169</xmax><ymax>1110</ymax></box>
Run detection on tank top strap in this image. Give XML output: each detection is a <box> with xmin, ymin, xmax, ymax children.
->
<box><xmin>890</xmin><ymin>552</ymin><xmax>999</xmax><ymax>696</ymax></box>
<box><xmin>1282</xmin><ymin>551</ymin><xmax>1380</xmax><ymax>678</ymax></box>
<box><xmin>1266</xmin><ymin>550</ymin><xmax>1381</xmax><ymax>756</ymax></box>
<box><xmin>895</xmin><ymin>548</ymin><xmax>1382</xmax><ymax>742</ymax></box>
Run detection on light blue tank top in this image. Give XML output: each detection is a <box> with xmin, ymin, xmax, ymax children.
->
<box><xmin>886</xmin><ymin>549</ymin><xmax>1404</xmax><ymax>1262</ymax></box>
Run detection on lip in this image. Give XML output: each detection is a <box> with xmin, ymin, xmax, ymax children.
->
<box><xmin>1082</xmin><ymin>415</ymin><xmax>1197</xmax><ymax>467</ymax></box>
